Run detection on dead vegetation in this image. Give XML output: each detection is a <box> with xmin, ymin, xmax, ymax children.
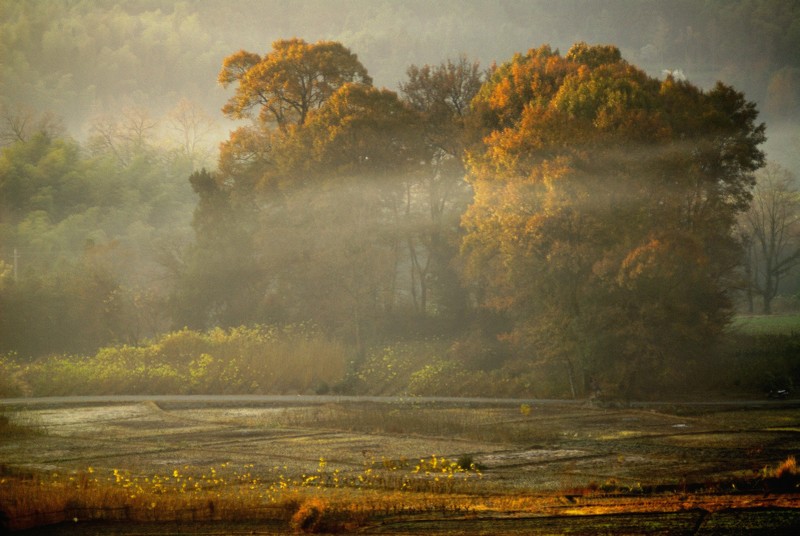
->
<box><xmin>1</xmin><ymin>399</ymin><xmax>799</xmax><ymax>533</ymax></box>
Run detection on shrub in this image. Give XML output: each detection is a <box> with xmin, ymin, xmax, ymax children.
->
<box><xmin>8</xmin><ymin>324</ymin><xmax>348</xmax><ymax>396</ymax></box>
<box><xmin>354</xmin><ymin>340</ymin><xmax>451</xmax><ymax>395</ymax></box>
<box><xmin>774</xmin><ymin>456</ymin><xmax>798</xmax><ymax>479</ymax></box>
<box><xmin>762</xmin><ymin>455</ymin><xmax>800</xmax><ymax>492</ymax></box>
<box><xmin>156</xmin><ymin>328</ymin><xmax>210</xmax><ymax>367</ymax></box>
<box><xmin>0</xmin><ymin>354</ymin><xmax>28</xmax><ymax>397</ymax></box>
<box><xmin>407</xmin><ymin>358</ymin><xmax>462</xmax><ymax>396</ymax></box>
<box><xmin>24</xmin><ymin>355</ymin><xmax>99</xmax><ymax>396</ymax></box>
<box><xmin>290</xmin><ymin>498</ymin><xmax>329</xmax><ymax>533</ymax></box>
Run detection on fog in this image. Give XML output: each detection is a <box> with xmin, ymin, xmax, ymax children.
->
<box><xmin>2</xmin><ymin>1</ymin><xmax>798</xmax><ymax>151</ymax></box>
<box><xmin>1</xmin><ymin>0</ymin><xmax>799</xmax><ymax>401</ymax></box>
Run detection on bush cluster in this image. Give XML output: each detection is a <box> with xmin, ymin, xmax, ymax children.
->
<box><xmin>0</xmin><ymin>324</ymin><xmax>347</xmax><ymax>397</ymax></box>
<box><xmin>2</xmin><ymin>323</ymin><xmax>799</xmax><ymax>399</ymax></box>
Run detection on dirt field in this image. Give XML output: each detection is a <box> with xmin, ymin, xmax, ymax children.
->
<box><xmin>2</xmin><ymin>396</ymin><xmax>800</xmax><ymax>533</ymax></box>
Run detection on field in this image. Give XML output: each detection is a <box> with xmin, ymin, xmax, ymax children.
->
<box><xmin>730</xmin><ymin>314</ymin><xmax>800</xmax><ymax>335</ymax></box>
<box><xmin>2</xmin><ymin>396</ymin><xmax>800</xmax><ymax>534</ymax></box>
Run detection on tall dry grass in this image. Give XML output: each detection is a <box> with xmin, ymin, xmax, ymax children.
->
<box><xmin>7</xmin><ymin>324</ymin><xmax>347</xmax><ymax>396</ymax></box>
<box><xmin>1</xmin><ymin>455</ymin><xmax>485</xmax><ymax>532</ymax></box>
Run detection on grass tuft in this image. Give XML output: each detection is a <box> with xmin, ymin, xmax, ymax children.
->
<box><xmin>290</xmin><ymin>497</ymin><xmax>328</xmax><ymax>533</ymax></box>
<box><xmin>761</xmin><ymin>455</ymin><xmax>800</xmax><ymax>492</ymax></box>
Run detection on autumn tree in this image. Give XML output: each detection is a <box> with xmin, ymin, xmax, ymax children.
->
<box><xmin>250</xmin><ymin>83</ymin><xmax>427</xmax><ymax>354</ymax></box>
<box><xmin>398</xmin><ymin>56</ymin><xmax>483</xmax><ymax>322</ymax></box>
<box><xmin>169</xmin><ymin>168</ymin><xmax>265</xmax><ymax>328</ymax></box>
<box><xmin>218</xmin><ymin>38</ymin><xmax>372</xmax><ymax>129</ymax></box>
<box><xmin>184</xmin><ymin>41</ymin><xmax>434</xmax><ymax>349</ymax></box>
<box><xmin>740</xmin><ymin>162</ymin><xmax>800</xmax><ymax>314</ymax></box>
<box><xmin>214</xmin><ymin>38</ymin><xmax>373</xmax><ymax>195</ymax></box>
<box><xmin>462</xmin><ymin>43</ymin><xmax>765</xmax><ymax>398</ymax></box>
<box><xmin>198</xmin><ymin>41</ymin><xmax>488</xmax><ymax>354</ymax></box>
<box><xmin>88</xmin><ymin>106</ymin><xmax>159</xmax><ymax>166</ymax></box>
<box><xmin>170</xmin><ymin>39</ymin><xmax>375</xmax><ymax>329</ymax></box>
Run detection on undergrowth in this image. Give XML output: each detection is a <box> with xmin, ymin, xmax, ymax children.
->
<box><xmin>0</xmin><ymin>455</ymin><xmax>485</xmax><ymax>532</ymax></box>
<box><xmin>4</xmin><ymin>456</ymin><xmax>798</xmax><ymax>533</ymax></box>
<box><xmin>1</xmin><ymin>324</ymin><xmax>348</xmax><ymax>397</ymax></box>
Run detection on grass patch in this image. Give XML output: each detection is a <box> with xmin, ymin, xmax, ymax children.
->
<box><xmin>730</xmin><ymin>314</ymin><xmax>800</xmax><ymax>335</ymax></box>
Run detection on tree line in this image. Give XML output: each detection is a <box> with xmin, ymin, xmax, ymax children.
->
<box><xmin>2</xmin><ymin>0</ymin><xmax>799</xmax><ymax>134</ymax></box>
<box><xmin>3</xmin><ymin>39</ymin><xmax>798</xmax><ymax>398</ymax></box>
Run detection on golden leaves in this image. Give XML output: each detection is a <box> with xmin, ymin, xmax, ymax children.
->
<box><xmin>218</xmin><ymin>39</ymin><xmax>371</xmax><ymax>128</ymax></box>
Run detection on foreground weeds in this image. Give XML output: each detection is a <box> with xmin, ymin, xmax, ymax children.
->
<box><xmin>3</xmin><ymin>456</ymin><xmax>799</xmax><ymax>533</ymax></box>
<box><xmin>0</xmin><ymin>455</ymin><xmax>484</xmax><ymax>532</ymax></box>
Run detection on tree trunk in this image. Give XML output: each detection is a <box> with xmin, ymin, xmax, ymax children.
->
<box><xmin>565</xmin><ymin>357</ymin><xmax>577</xmax><ymax>399</ymax></box>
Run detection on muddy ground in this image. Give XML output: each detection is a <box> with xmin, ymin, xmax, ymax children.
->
<box><xmin>2</xmin><ymin>396</ymin><xmax>800</xmax><ymax>533</ymax></box>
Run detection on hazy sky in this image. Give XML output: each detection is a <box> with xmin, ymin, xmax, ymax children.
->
<box><xmin>1</xmin><ymin>0</ymin><xmax>797</xmax><ymax>166</ymax></box>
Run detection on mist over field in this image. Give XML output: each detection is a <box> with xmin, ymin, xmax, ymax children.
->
<box><xmin>1</xmin><ymin>0</ymin><xmax>800</xmax><ymax>401</ymax></box>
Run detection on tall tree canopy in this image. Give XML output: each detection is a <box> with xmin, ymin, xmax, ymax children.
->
<box><xmin>182</xmin><ymin>39</ymin><xmax>488</xmax><ymax>354</ymax></box>
<box><xmin>218</xmin><ymin>38</ymin><xmax>372</xmax><ymax>129</ymax></box>
<box><xmin>0</xmin><ymin>123</ymin><xmax>196</xmax><ymax>356</ymax></box>
<box><xmin>462</xmin><ymin>43</ymin><xmax>766</xmax><ymax>398</ymax></box>
<box><xmin>183</xmin><ymin>43</ymin><xmax>433</xmax><ymax>345</ymax></box>
<box><xmin>177</xmin><ymin>40</ymin><xmax>376</xmax><ymax>330</ymax></box>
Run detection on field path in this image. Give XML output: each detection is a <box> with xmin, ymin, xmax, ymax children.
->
<box><xmin>3</xmin><ymin>393</ymin><xmax>799</xmax><ymax>408</ymax></box>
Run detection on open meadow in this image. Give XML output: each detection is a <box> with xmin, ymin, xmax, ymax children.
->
<box><xmin>2</xmin><ymin>396</ymin><xmax>800</xmax><ymax>534</ymax></box>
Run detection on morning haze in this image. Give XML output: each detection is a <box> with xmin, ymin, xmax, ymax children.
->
<box><xmin>2</xmin><ymin>1</ymin><xmax>800</xmax><ymax>533</ymax></box>
<box><xmin>1</xmin><ymin>0</ymin><xmax>799</xmax><ymax>399</ymax></box>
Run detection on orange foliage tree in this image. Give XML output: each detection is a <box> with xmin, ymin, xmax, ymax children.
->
<box><xmin>218</xmin><ymin>38</ymin><xmax>371</xmax><ymax>129</ymax></box>
<box><xmin>462</xmin><ymin>43</ymin><xmax>766</xmax><ymax>398</ymax></box>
